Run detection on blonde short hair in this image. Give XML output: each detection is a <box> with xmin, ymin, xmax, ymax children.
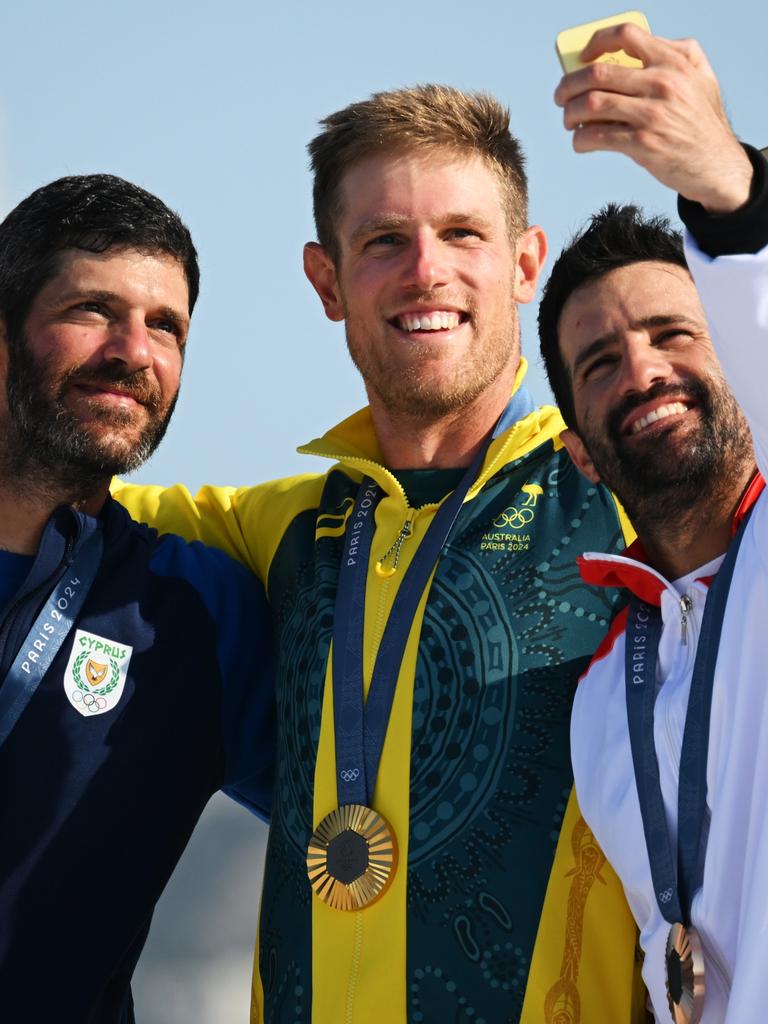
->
<box><xmin>309</xmin><ymin>84</ymin><xmax>528</xmax><ymax>262</ymax></box>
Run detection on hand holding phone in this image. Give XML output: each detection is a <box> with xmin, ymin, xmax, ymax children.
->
<box><xmin>554</xmin><ymin>17</ymin><xmax>752</xmax><ymax>213</ymax></box>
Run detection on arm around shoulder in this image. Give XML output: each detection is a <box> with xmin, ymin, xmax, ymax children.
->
<box><xmin>112</xmin><ymin>476</ymin><xmax>320</xmax><ymax>579</ymax></box>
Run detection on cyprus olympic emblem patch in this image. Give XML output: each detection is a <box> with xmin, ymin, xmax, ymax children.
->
<box><xmin>63</xmin><ymin>629</ymin><xmax>133</xmax><ymax>716</ymax></box>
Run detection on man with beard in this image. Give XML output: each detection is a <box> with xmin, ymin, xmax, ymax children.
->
<box><xmin>115</xmin><ymin>87</ymin><xmax>647</xmax><ymax>1022</ymax></box>
<box><xmin>539</xmin><ymin>22</ymin><xmax>768</xmax><ymax>1022</ymax></box>
<box><xmin>0</xmin><ymin>174</ymin><xmax>274</xmax><ymax>1023</ymax></box>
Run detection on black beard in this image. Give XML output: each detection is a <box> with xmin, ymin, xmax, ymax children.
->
<box><xmin>0</xmin><ymin>333</ymin><xmax>177</xmax><ymax>495</ymax></box>
<box><xmin>579</xmin><ymin>377</ymin><xmax>753</xmax><ymax>537</ymax></box>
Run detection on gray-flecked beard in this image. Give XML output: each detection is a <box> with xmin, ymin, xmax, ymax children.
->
<box><xmin>0</xmin><ymin>334</ymin><xmax>177</xmax><ymax>498</ymax></box>
<box><xmin>578</xmin><ymin>377</ymin><xmax>753</xmax><ymax>540</ymax></box>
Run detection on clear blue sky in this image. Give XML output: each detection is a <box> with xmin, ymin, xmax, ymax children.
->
<box><xmin>2</xmin><ymin>1</ymin><xmax>765</xmax><ymax>492</ymax></box>
<box><xmin>1</xmin><ymin>5</ymin><xmax>765</xmax><ymax>1021</ymax></box>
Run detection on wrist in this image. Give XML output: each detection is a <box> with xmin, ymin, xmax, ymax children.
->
<box><xmin>694</xmin><ymin>149</ymin><xmax>754</xmax><ymax>214</ymax></box>
<box><xmin>678</xmin><ymin>144</ymin><xmax>768</xmax><ymax>257</ymax></box>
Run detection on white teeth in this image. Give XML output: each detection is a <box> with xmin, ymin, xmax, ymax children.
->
<box><xmin>397</xmin><ymin>311</ymin><xmax>461</xmax><ymax>332</ymax></box>
<box><xmin>631</xmin><ymin>402</ymin><xmax>688</xmax><ymax>434</ymax></box>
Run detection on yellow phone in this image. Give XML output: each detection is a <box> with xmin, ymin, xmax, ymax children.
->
<box><xmin>556</xmin><ymin>11</ymin><xmax>651</xmax><ymax>73</ymax></box>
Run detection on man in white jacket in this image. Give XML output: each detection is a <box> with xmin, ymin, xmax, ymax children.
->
<box><xmin>538</xmin><ymin>20</ymin><xmax>768</xmax><ymax>1024</ymax></box>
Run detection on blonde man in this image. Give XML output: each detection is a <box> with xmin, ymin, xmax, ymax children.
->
<box><xmin>116</xmin><ymin>87</ymin><xmax>644</xmax><ymax>1023</ymax></box>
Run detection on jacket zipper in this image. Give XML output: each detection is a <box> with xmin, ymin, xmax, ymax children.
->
<box><xmin>663</xmin><ymin>592</ymin><xmax>698</xmax><ymax>783</ymax></box>
<box><xmin>679</xmin><ymin>594</ymin><xmax>693</xmax><ymax>645</ymax></box>
<box><xmin>369</xmin><ymin>508</ymin><xmax>418</xmax><ymax>676</ymax></box>
<box><xmin>0</xmin><ymin>533</ymin><xmax>76</xmax><ymax>674</ymax></box>
<box><xmin>375</xmin><ymin>509</ymin><xmax>415</xmax><ymax>579</ymax></box>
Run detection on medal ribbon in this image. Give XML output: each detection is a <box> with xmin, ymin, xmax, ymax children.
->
<box><xmin>624</xmin><ymin>512</ymin><xmax>750</xmax><ymax>925</ymax></box>
<box><xmin>0</xmin><ymin>527</ymin><xmax>103</xmax><ymax>749</ymax></box>
<box><xmin>332</xmin><ymin>388</ymin><xmax>534</xmax><ymax>808</ymax></box>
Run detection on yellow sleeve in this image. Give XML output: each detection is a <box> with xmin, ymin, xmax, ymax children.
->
<box><xmin>111</xmin><ymin>474</ymin><xmax>324</xmax><ymax>583</ymax></box>
<box><xmin>521</xmin><ymin>787</ymin><xmax>648</xmax><ymax>1023</ymax></box>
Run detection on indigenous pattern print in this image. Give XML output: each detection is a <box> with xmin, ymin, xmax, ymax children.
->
<box><xmin>405</xmin><ymin>451</ymin><xmax>624</xmax><ymax>1023</ymax></box>
<box><xmin>258</xmin><ymin>445</ymin><xmax>625</xmax><ymax>1022</ymax></box>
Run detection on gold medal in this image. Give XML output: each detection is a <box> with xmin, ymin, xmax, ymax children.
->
<box><xmin>665</xmin><ymin>923</ymin><xmax>705</xmax><ymax>1024</ymax></box>
<box><xmin>307</xmin><ymin>803</ymin><xmax>397</xmax><ymax>911</ymax></box>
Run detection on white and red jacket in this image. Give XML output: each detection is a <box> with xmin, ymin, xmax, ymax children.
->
<box><xmin>571</xmin><ymin>171</ymin><xmax>768</xmax><ymax>1022</ymax></box>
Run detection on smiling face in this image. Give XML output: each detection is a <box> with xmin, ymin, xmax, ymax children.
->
<box><xmin>557</xmin><ymin>260</ymin><xmax>752</xmax><ymax>515</ymax></box>
<box><xmin>304</xmin><ymin>149</ymin><xmax>545</xmax><ymax>422</ymax></box>
<box><xmin>0</xmin><ymin>246</ymin><xmax>189</xmax><ymax>485</ymax></box>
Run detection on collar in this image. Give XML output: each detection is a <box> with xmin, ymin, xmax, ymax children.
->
<box><xmin>296</xmin><ymin>359</ymin><xmax>565</xmax><ymax>500</ymax></box>
<box><xmin>7</xmin><ymin>502</ymin><xmax>101</xmax><ymax>613</ymax></box>
<box><xmin>578</xmin><ymin>472</ymin><xmax>765</xmax><ymax>605</ymax></box>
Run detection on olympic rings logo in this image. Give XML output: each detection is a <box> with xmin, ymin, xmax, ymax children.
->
<box><xmin>658</xmin><ymin>888</ymin><xmax>674</xmax><ymax>904</ymax></box>
<box><xmin>71</xmin><ymin>690</ymin><xmax>107</xmax><ymax>713</ymax></box>
<box><xmin>493</xmin><ymin>506</ymin><xmax>535</xmax><ymax>529</ymax></box>
<box><xmin>340</xmin><ymin>768</ymin><xmax>360</xmax><ymax>782</ymax></box>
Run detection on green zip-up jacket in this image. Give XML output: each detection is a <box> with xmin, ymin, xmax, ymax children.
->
<box><xmin>114</xmin><ymin>368</ymin><xmax>645</xmax><ymax>1023</ymax></box>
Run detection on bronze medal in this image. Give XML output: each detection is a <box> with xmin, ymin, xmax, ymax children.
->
<box><xmin>307</xmin><ymin>803</ymin><xmax>397</xmax><ymax>911</ymax></box>
<box><xmin>665</xmin><ymin>923</ymin><xmax>705</xmax><ymax>1024</ymax></box>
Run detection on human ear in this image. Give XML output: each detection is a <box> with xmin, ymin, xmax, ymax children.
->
<box><xmin>560</xmin><ymin>427</ymin><xmax>602</xmax><ymax>484</ymax></box>
<box><xmin>513</xmin><ymin>225</ymin><xmax>548</xmax><ymax>305</ymax></box>
<box><xmin>303</xmin><ymin>242</ymin><xmax>345</xmax><ymax>322</ymax></box>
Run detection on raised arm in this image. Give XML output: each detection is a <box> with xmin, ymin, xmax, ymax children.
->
<box><xmin>554</xmin><ymin>23</ymin><xmax>752</xmax><ymax>214</ymax></box>
<box><xmin>680</xmin><ymin>152</ymin><xmax>768</xmax><ymax>487</ymax></box>
<box><xmin>555</xmin><ymin>24</ymin><xmax>768</xmax><ymax>471</ymax></box>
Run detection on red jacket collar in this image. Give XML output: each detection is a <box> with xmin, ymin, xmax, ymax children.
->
<box><xmin>733</xmin><ymin>472</ymin><xmax>764</xmax><ymax>533</ymax></box>
<box><xmin>578</xmin><ymin>472</ymin><xmax>764</xmax><ymax>605</ymax></box>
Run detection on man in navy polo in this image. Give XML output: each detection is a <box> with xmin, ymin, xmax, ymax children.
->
<box><xmin>0</xmin><ymin>175</ymin><xmax>274</xmax><ymax>1023</ymax></box>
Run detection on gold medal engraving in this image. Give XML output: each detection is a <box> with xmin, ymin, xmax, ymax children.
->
<box><xmin>307</xmin><ymin>804</ymin><xmax>397</xmax><ymax>911</ymax></box>
<box><xmin>665</xmin><ymin>923</ymin><xmax>705</xmax><ymax>1024</ymax></box>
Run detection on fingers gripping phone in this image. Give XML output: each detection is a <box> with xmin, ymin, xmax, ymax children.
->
<box><xmin>556</xmin><ymin>11</ymin><xmax>651</xmax><ymax>73</ymax></box>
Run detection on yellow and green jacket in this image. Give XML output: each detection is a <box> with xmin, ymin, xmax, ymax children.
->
<box><xmin>115</xmin><ymin>368</ymin><xmax>645</xmax><ymax>1024</ymax></box>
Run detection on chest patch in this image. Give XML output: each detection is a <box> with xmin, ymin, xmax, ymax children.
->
<box><xmin>63</xmin><ymin>629</ymin><xmax>133</xmax><ymax>717</ymax></box>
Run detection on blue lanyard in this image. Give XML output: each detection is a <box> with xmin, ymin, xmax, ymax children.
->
<box><xmin>0</xmin><ymin>528</ymin><xmax>103</xmax><ymax>749</ymax></box>
<box><xmin>332</xmin><ymin>388</ymin><xmax>535</xmax><ymax>808</ymax></box>
<box><xmin>624</xmin><ymin>513</ymin><xmax>750</xmax><ymax>924</ymax></box>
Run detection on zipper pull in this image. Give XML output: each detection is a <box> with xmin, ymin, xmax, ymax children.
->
<box><xmin>376</xmin><ymin>512</ymin><xmax>414</xmax><ymax>578</ymax></box>
<box><xmin>680</xmin><ymin>595</ymin><xmax>693</xmax><ymax>646</ymax></box>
